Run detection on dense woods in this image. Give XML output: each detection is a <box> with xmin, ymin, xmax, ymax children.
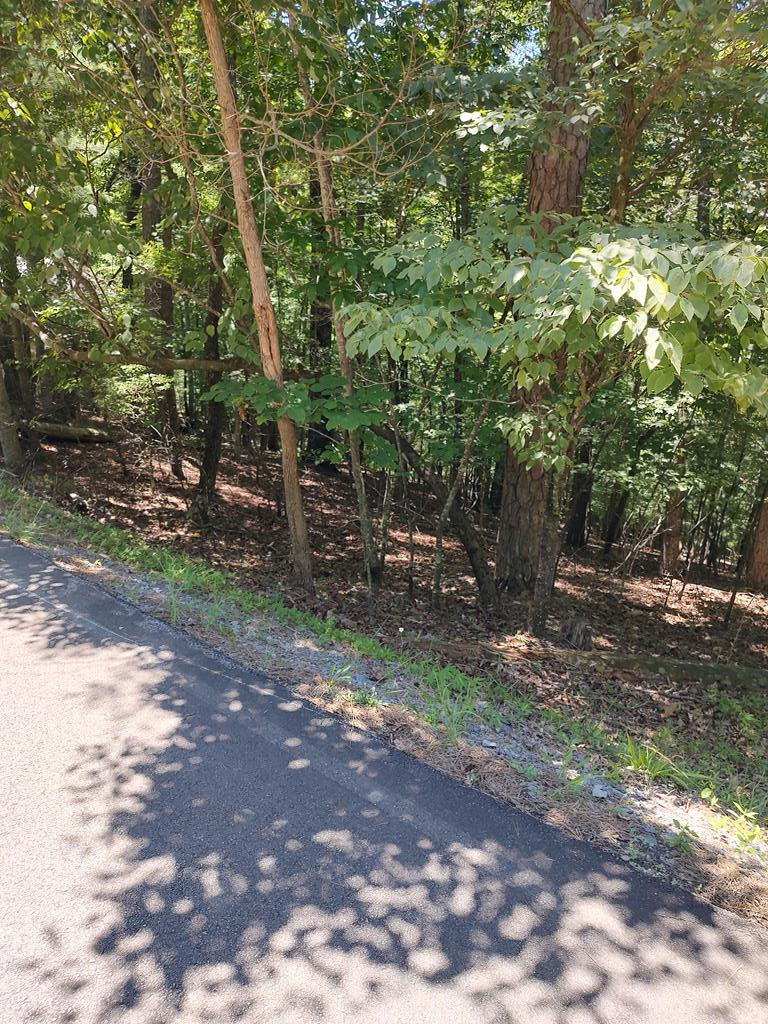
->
<box><xmin>1</xmin><ymin>0</ymin><xmax>768</xmax><ymax>639</ymax></box>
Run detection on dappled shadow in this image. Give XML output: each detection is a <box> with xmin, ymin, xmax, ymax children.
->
<box><xmin>2</xmin><ymin>538</ymin><xmax>767</xmax><ymax>1024</ymax></box>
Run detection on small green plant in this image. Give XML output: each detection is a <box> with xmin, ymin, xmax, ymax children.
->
<box><xmin>327</xmin><ymin>663</ymin><xmax>354</xmax><ymax>688</ymax></box>
<box><xmin>622</xmin><ymin>735</ymin><xmax>703</xmax><ymax>790</ymax></box>
<box><xmin>700</xmin><ymin>786</ymin><xmax>720</xmax><ymax>810</ymax></box>
<box><xmin>510</xmin><ymin>695</ymin><xmax>535</xmax><ymax>720</ymax></box>
<box><xmin>511</xmin><ymin>760</ymin><xmax>539</xmax><ymax>782</ymax></box>
<box><xmin>421</xmin><ymin>662</ymin><xmax>482</xmax><ymax>745</ymax></box>
<box><xmin>349</xmin><ymin>686</ymin><xmax>380</xmax><ymax>707</ymax></box>
<box><xmin>201</xmin><ymin>597</ymin><xmax>233</xmax><ymax>632</ymax></box>
<box><xmin>665</xmin><ymin>820</ymin><xmax>699</xmax><ymax>855</ymax></box>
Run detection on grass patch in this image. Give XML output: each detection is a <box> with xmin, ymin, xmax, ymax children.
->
<box><xmin>0</xmin><ymin>476</ymin><xmax>400</xmax><ymax>661</ymax></box>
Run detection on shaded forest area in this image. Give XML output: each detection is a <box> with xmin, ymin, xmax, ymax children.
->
<box><xmin>33</xmin><ymin>433</ymin><xmax>768</xmax><ymax>675</ymax></box>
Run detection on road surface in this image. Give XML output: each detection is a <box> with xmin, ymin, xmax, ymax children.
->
<box><xmin>1</xmin><ymin>535</ymin><xmax>766</xmax><ymax>1024</ymax></box>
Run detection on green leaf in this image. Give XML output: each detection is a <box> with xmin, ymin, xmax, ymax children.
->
<box><xmin>729</xmin><ymin>303</ymin><xmax>749</xmax><ymax>334</ymax></box>
<box><xmin>646</xmin><ymin>366</ymin><xmax>676</xmax><ymax>394</ymax></box>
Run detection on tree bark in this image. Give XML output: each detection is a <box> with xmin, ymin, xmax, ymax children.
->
<box><xmin>138</xmin><ymin>3</ymin><xmax>185</xmax><ymax>482</ymax></box>
<box><xmin>0</xmin><ymin>362</ymin><xmax>25</xmax><ymax>474</ymax></box>
<box><xmin>565</xmin><ymin>440</ymin><xmax>592</xmax><ymax>549</ymax></box>
<box><xmin>0</xmin><ymin>327</ymin><xmax>23</xmax><ymax>416</ymax></box>
<box><xmin>527</xmin><ymin>0</ymin><xmax>606</xmax><ymax>218</ymax></box>
<box><xmin>496</xmin><ymin>447</ymin><xmax>547</xmax><ymax>591</ymax></box>
<box><xmin>528</xmin><ymin>483</ymin><xmax>560</xmax><ymax>634</ymax></box>
<box><xmin>496</xmin><ymin>0</ymin><xmax>605</xmax><ymax>611</ymax></box>
<box><xmin>725</xmin><ymin>476</ymin><xmax>768</xmax><ymax>623</ymax></box>
<box><xmin>29</xmin><ymin>421</ymin><xmax>111</xmax><ymax>442</ymax></box>
<box><xmin>432</xmin><ymin>399</ymin><xmax>490</xmax><ymax>605</ymax></box>
<box><xmin>603</xmin><ymin>484</ymin><xmax>629</xmax><ymax>556</ymax></box>
<box><xmin>660</xmin><ymin>490</ymin><xmax>685</xmax><ymax>575</ymax></box>
<box><xmin>200</xmin><ymin>0</ymin><xmax>313</xmax><ymax>590</ymax></box>
<box><xmin>1</xmin><ymin>241</ymin><xmax>35</xmax><ymax>440</ymax></box>
<box><xmin>304</xmin><ymin>177</ymin><xmax>335</xmax><ymax>467</ymax></box>
<box><xmin>191</xmin><ymin>225</ymin><xmax>227</xmax><ymax>525</ymax></box>
<box><xmin>746</xmin><ymin>499</ymin><xmax>768</xmax><ymax>590</ymax></box>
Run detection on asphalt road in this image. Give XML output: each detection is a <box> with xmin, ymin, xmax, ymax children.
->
<box><xmin>1</xmin><ymin>535</ymin><xmax>767</xmax><ymax>1024</ymax></box>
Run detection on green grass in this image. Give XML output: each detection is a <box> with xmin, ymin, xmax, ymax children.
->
<box><xmin>1</xmin><ymin>476</ymin><xmax>765</xmax><ymax>835</ymax></box>
<box><xmin>0</xmin><ymin>476</ymin><xmax>401</xmax><ymax>660</ymax></box>
<box><xmin>621</xmin><ymin>735</ymin><xmax>705</xmax><ymax>789</ymax></box>
<box><xmin>347</xmin><ymin>685</ymin><xmax>381</xmax><ymax>707</ymax></box>
<box><xmin>420</xmin><ymin>661</ymin><xmax>484</xmax><ymax>744</ymax></box>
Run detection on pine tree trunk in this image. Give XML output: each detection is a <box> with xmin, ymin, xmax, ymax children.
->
<box><xmin>528</xmin><ymin>485</ymin><xmax>560</xmax><ymax>634</ymax></box>
<box><xmin>496</xmin><ymin>0</ymin><xmax>605</xmax><ymax>605</ymax></box>
<box><xmin>526</xmin><ymin>4</ymin><xmax>604</xmax><ymax>217</ymax></box>
<box><xmin>200</xmin><ymin>0</ymin><xmax>313</xmax><ymax>591</ymax></box>
<box><xmin>496</xmin><ymin>446</ymin><xmax>547</xmax><ymax>592</ymax></box>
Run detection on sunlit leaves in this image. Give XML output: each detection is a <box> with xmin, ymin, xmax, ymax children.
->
<box><xmin>345</xmin><ymin>206</ymin><xmax>768</xmax><ymax>413</ymax></box>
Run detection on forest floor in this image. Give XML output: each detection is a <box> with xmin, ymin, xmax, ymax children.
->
<box><xmin>33</xmin><ymin>435</ymin><xmax>768</xmax><ymax>668</ymax></box>
<box><xmin>2</xmin><ymin>435</ymin><xmax>767</xmax><ymax>923</ymax></box>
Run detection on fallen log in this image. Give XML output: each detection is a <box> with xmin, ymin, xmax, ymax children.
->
<box><xmin>525</xmin><ymin>646</ymin><xmax>768</xmax><ymax>691</ymax></box>
<box><xmin>408</xmin><ymin>636</ymin><xmax>768</xmax><ymax>691</ymax></box>
<box><xmin>30</xmin><ymin>421</ymin><xmax>112</xmax><ymax>443</ymax></box>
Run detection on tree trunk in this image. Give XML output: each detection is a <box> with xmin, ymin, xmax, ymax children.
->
<box><xmin>1</xmin><ymin>242</ymin><xmax>35</xmax><ymax>436</ymax></box>
<box><xmin>191</xmin><ymin>226</ymin><xmax>227</xmax><ymax>525</ymax></box>
<box><xmin>200</xmin><ymin>0</ymin><xmax>313</xmax><ymax>591</ymax></box>
<box><xmin>528</xmin><ymin>485</ymin><xmax>560</xmax><ymax>635</ymax></box>
<box><xmin>0</xmin><ymin>363</ymin><xmax>25</xmax><ymax>475</ymax></box>
<box><xmin>122</xmin><ymin>164</ymin><xmax>142</xmax><ymax>290</ymax></box>
<box><xmin>139</xmin><ymin>3</ymin><xmax>165</xmax><ymax>319</ymax></box>
<box><xmin>725</xmin><ymin>477</ymin><xmax>768</xmax><ymax>623</ymax></box>
<box><xmin>10</xmin><ymin>317</ymin><xmax>34</xmax><ymax>422</ymax></box>
<box><xmin>315</xmin><ymin>155</ymin><xmax>379</xmax><ymax>592</ymax></box>
<box><xmin>565</xmin><ymin>441</ymin><xmax>592</xmax><ymax>550</ymax></box>
<box><xmin>139</xmin><ymin>3</ymin><xmax>185</xmax><ymax>483</ymax></box>
<box><xmin>0</xmin><ymin>328</ymin><xmax>23</xmax><ymax>416</ymax></box>
<box><xmin>496</xmin><ymin>446</ymin><xmax>547</xmax><ymax>592</ymax></box>
<box><xmin>291</xmin><ymin>24</ymin><xmax>379</xmax><ymax>593</ymax></box>
<box><xmin>660</xmin><ymin>490</ymin><xmax>685</xmax><ymax>575</ymax></box>
<box><xmin>526</xmin><ymin>0</ymin><xmax>606</xmax><ymax>218</ymax></box>
<box><xmin>603</xmin><ymin>485</ymin><xmax>629</xmax><ymax>556</ymax></box>
<box><xmin>304</xmin><ymin>175</ymin><xmax>336</xmax><ymax>468</ymax></box>
<box><xmin>746</xmin><ymin>499</ymin><xmax>768</xmax><ymax>590</ymax></box>
<box><xmin>432</xmin><ymin>399</ymin><xmax>490</xmax><ymax>605</ymax></box>
<box><xmin>496</xmin><ymin>0</ymin><xmax>605</xmax><ymax>605</ymax></box>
